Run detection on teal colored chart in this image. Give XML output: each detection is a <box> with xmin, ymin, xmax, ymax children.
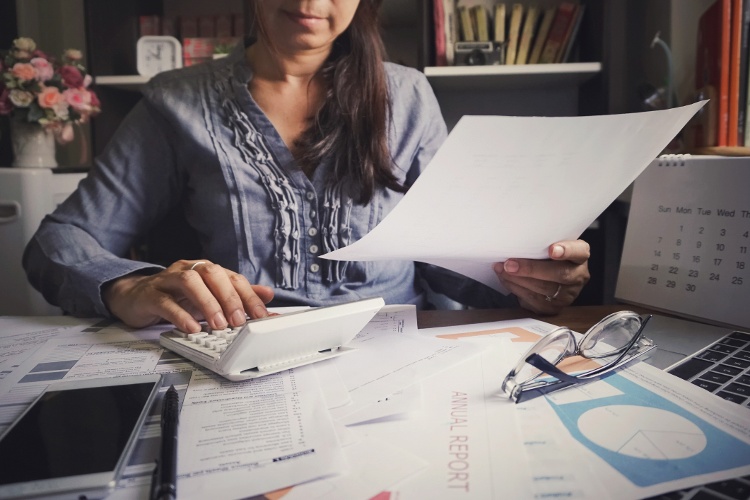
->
<box><xmin>546</xmin><ymin>374</ymin><xmax>750</xmax><ymax>487</ymax></box>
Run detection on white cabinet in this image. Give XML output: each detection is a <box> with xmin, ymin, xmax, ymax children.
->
<box><xmin>0</xmin><ymin>168</ymin><xmax>87</xmax><ymax>315</ymax></box>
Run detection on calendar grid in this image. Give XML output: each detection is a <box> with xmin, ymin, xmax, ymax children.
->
<box><xmin>616</xmin><ymin>156</ymin><xmax>750</xmax><ymax>330</ymax></box>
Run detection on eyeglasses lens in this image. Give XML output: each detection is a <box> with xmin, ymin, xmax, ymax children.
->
<box><xmin>579</xmin><ymin>312</ymin><xmax>643</xmax><ymax>359</ymax></box>
<box><xmin>514</xmin><ymin>330</ymin><xmax>573</xmax><ymax>386</ymax></box>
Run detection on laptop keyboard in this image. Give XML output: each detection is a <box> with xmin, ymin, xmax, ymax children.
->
<box><xmin>667</xmin><ymin>331</ymin><xmax>750</xmax><ymax>408</ymax></box>
<box><xmin>647</xmin><ymin>331</ymin><xmax>750</xmax><ymax>500</ymax></box>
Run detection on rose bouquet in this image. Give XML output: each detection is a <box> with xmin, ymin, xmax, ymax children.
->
<box><xmin>0</xmin><ymin>37</ymin><xmax>101</xmax><ymax>144</ymax></box>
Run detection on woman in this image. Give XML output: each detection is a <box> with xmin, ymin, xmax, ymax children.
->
<box><xmin>23</xmin><ymin>0</ymin><xmax>590</xmax><ymax>334</ymax></box>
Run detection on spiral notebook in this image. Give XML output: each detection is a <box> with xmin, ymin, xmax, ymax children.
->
<box><xmin>616</xmin><ymin>155</ymin><xmax>750</xmax><ymax>331</ymax></box>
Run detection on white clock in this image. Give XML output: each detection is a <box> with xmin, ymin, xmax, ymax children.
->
<box><xmin>136</xmin><ymin>36</ymin><xmax>183</xmax><ymax>77</ymax></box>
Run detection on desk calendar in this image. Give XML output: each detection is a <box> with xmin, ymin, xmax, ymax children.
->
<box><xmin>616</xmin><ymin>156</ymin><xmax>750</xmax><ymax>329</ymax></box>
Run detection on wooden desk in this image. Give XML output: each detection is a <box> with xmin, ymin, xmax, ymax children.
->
<box><xmin>417</xmin><ymin>304</ymin><xmax>655</xmax><ymax>332</ymax></box>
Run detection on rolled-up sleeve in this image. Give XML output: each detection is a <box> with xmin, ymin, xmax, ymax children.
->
<box><xmin>23</xmin><ymin>98</ymin><xmax>183</xmax><ymax>317</ymax></box>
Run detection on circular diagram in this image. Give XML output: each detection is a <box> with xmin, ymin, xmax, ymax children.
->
<box><xmin>577</xmin><ymin>405</ymin><xmax>706</xmax><ymax>460</ymax></box>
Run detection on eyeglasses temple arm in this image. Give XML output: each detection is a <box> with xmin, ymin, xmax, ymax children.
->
<box><xmin>525</xmin><ymin>353</ymin><xmax>581</xmax><ymax>384</ymax></box>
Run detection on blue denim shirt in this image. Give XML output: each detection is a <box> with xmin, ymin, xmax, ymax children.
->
<box><xmin>23</xmin><ymin>43</ymin><xmax>511</xmax><ymax>318</ymax></box>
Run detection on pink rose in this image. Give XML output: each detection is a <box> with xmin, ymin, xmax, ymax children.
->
<box><xmin>31</xmin><ymin>49</ymin><xmax>48</xmax><ymax>59</ymax></box>
<box><xmin>62</xmin><ymin>88</ymin><xmax>92</xmax><ymax>113</ymax></box>
<box><xmin>31</xmin><ymin>57</ymin><xmax>54</xmax><ymax>82</ymax></box>
<box><xmin>0</xmin><ymin>87</ymin><xmax>12</xmax><ymax>115</ymax></box>
<box><xmin>37</xmin><ymin>86</ymin><xmax>63</xmax><ymax>109</ymax></box>
<box><xmin>11</xmin><ymin>63</ymin><xmax>37</xmax><ymax>82</ymax></box>
<box><xmin>59</xmin><ymin>65</ymin><xmax>84</xmax><ymax>88</ymax></box>
<box><xmin>89</xmin><ymin>91</ymin><xmax>101</xmax><ymax>109</ymax></box>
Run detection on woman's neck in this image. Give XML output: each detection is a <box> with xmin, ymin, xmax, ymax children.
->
<box><xmin>246</xmin><ymin>40</ymin><xmax>330</xmax><ymax>85</ymax></box>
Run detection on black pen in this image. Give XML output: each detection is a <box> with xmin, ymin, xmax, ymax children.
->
<box><xmin>151</xmin><ymin>385</ymin><xmax>179</xmax><ymax>500</ymax></box>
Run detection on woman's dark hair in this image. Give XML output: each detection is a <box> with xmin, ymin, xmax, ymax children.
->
<box><xmin>253</xmin><ymin>0</ymin><xmax>403</xmax><ymax>204</ymax></box>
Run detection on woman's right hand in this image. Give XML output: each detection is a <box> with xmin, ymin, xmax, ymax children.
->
<box><xmin>102</xmin><ymin>260</ymin><xmax>274</xmax><ymax>333</ymax></box>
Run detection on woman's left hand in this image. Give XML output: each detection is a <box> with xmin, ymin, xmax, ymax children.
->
<box><xmin>494</xmin><ymin>239</ymin><xmax>591</xmax><ymax>314</ymax></box>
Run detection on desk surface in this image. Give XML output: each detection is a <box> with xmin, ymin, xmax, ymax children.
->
<box><xmin>417</xmin><ymin>304</ymin><xmax>653</xmax><ymax>332</ymax></box>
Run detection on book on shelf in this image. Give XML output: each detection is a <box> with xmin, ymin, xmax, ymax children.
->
<box><xmin>435</xmin><ymin>0</ymin><xmax>459</xmax><ymax>65</ymax></box>
<box><xmin>720</xmin><ymin>0</ymin><xmax>732</xmax><ymax>146</ymax></box>
<box><xmin>459</xmin><ymin>6</ymin><xmax>475</xmax><ymax>41</ymax></box>
<box><xmin>729</xmin><ymin>0</ymin><xmax>743</xmax><ymax>146</ymax></box>
<box><xmin>539</xmin><ymin>1</ymin><xmax>577</xmax><ymax>64</ymax></box>
<box><xmin>516</xmin><ymin>5</ymin><xmax>540</xmax><ymax>65</ymax></box>
<box><xmin>557</xmin><ymin>3</ymin><xmax>585</xmax><ymax>63</ymax></box>
<box><xmin>494</xmin><ymin>3</ymin><xmax>507</xmax><ymax>45</ymax></box>
<box><xmin>694</xmin><ymin>0</ymin><xmax>730</xmax><ymax>147</ymax></box>
<box><xmin>472</xmin><ymin>5</ymin><xmax>490</xmax><ymax>42</ymax></box>
<box><xmin>505</xmin><ymin>3</ymin><xmax>525</xmax><ymax>65</ymax></box>
<box><xmin>741</xmin><ymin>0</ymin><xmax>750</xmax><ymax>145</ymax></box>
<box><xmin>528</xmin><ymin>6</ymin><xmax>556</xmax><ymax>65</ymax></box>
<box><xmin>433</xmin><ymin>0</ymin><xmax>447</xmax><ymax>66</ymax></box>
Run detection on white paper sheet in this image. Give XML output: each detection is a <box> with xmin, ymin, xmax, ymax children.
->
<box><xmin>280</xmin><ymin>438</ymin><xmax>428</xmax><ymax>500</ymax></box>
<box><xmin>355</xmin><ymin>340</ymin><xmax>532</xmax><ymax>499</ymax></box>
<box><xmin>331</xmin><ymin>332</ymin><xmax>482</xmax><ymax>423</ymax></box>
<box><xmin>177</xmin><ymin>367</ymin><xmax>346</xmax><ymax>500</ymax></box>
<box><xmin>322</xmin><ymin>102</ymin><xmax>705</xmax><ymax>291</ymax></box>
<box><xmin>328</xmin><ymin>304</ymin><xmax>481</xmax><ymax>425</ymax></box>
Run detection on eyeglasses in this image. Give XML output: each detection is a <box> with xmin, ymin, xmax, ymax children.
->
<box><xmin>501</xmin><ymin>311</ymin><xmax>655</xmax><ymax>403</ymax></box>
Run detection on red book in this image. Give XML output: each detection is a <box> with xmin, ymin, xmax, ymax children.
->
<box><xmin>433</xmin><ymin>0</ymin><xmax>447</xmax><ymax>66</ymax></box>
<box><xmin>720</xmin><ymin>0</ymin><xmax>732</xmax><ymax>146</ymax></box>
<box><xmin>729</xmin><ymin>0</ymin><xmax>743</xmax><ymax>145</ymax></box>
<box><xmin>695</xmin><ymin>0</ymin><xmax>731</xmax><ymax>147</ymax></box>
<box><xmin>538</xmin><ymin>2</ymin><xmax>577</xmax><ymax>64</ymax></box>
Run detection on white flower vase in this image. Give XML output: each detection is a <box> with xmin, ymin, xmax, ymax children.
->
<box><xmin>10</xmin><ymin>120</ymin><xmax>58</xmax><ymax>168</ymax></box>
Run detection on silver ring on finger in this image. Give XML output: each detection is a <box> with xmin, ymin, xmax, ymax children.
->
<box><xmin>545</xmin><ymin>284</ymin><xmax>562</xmax><ymax>302</ymax></box>
<box><xmin>190</xmin><ymin>261</ymin><xmax>207</xmax><ymax>271</ymax></box>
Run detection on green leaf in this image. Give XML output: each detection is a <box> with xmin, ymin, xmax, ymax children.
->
<box><xmin>27</xmin><ymin>102</ymin><xmax>44</xmax><ymax>122</ymax></box>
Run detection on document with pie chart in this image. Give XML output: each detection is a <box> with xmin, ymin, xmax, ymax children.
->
<box><xmin>540</xmin><ymin>364</ymin><xmax>750</xmax><ymax>496</ymax></box>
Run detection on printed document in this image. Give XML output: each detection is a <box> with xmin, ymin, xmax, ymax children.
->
<box><xmin>0</xmin><ymin>326</ymin><xmax>346</xmax><ymax>499</ymax></box>
<box><xmin>322</xmin><ymin>102</ymin><xmax>705</xmax><ymax>292</ymax></box>
<box><xmin>350</xmin><ymin>318</ymin><xmax>750</xmax><ymax>499</ymax></box>
<box><xmin>177</xmin><ymin>368</ymin><xmax>346</xmax><ymax>500</ymax></box>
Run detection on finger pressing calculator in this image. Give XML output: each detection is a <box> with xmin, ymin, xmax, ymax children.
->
<box><xmin>159</xmin><ymin>297</ymin><xmax>384</xmax><ymax>381</ymax></box>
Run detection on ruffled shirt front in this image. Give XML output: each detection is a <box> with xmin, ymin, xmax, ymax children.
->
<box><xmin>24</xmin><ymin>41</ymin><xmax>511</xmax><ymax>318</ymax></box>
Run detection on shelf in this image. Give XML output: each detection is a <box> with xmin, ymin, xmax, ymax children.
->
<box><xmin>94</xmin><ymin>75</ymin><xmax>150</xmax><ymax>91</ymax></box>
<box><xmin>424</xmin><ymin>62</ymin><xmax>602</xmax><ymax>91</ymax></box>
<box><xmin>691</xmin><ymin>146</ymin><xmax>750</xmax><ymax>157</ymax></box>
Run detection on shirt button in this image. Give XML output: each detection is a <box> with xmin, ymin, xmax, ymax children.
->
<box><xmin>308</xmin><ymin>227</ymin><xmax>318</xmax><ymax>237</ymax></box>
<box><xmin>310</xmin><ymin>263</ymin><xmax>320</xmax><ymax>273</ymax></box>
<box><xmin>309</xmin><ymin>245</ymin><xmax>319</xmax><ymax>254</ymax></box>
<box><xmin>310</xmin><ymin>210</ymin><xmax>316</xmax><ymax>218</ymax></box>
<box><xmin>306</xmin><ymin>191</ymin><xmax>315</xmax><ymax>201</ymax></box>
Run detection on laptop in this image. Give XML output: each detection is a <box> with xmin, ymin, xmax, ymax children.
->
<box><xmin>635</xmin><ymin>315</ymin><xmax>750</xmax><ymax>500</ymax></box>
<box><xmin>614</xmin><ymin>156</ymin><xmax>750</xmax><ymax>499</ymax></box>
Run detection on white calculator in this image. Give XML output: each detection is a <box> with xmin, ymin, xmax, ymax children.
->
<box><xmin>159</xmin><ymin>297</ymin><xmax>384</xmax><ymax>381</ymax></box>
